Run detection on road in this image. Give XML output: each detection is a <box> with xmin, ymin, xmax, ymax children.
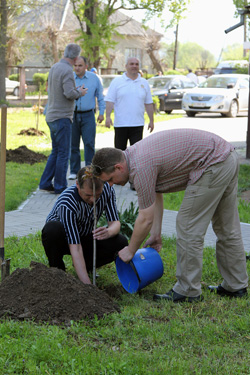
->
<box><xmin>96</xmin><ymin>111</ymin><xmax>249</xmax><ymax>152</ymax></box>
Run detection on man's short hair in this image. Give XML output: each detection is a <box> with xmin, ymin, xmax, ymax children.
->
<box><xmin>64</xmin><ymin>44</ymin><xmax>81</xmax><ymax>59</ymax></box>
<box><xmin>77</xmin><ymin>166</ymin><xmax>104</xmax><ymax>189</ymax></box>
<box><xmin>92</xmin><ymin>148</ymin><xmax>124</xmax><ymax>176</ymax></box>
<box><xmin>78</xmin><ymin>56</ymin><xmax>88</xmax><ymax>65</ymax></box>
<box><xmin>126</xmin><ymin>57</ymin><xmax>140</xmax><ymax>65</ymax></box>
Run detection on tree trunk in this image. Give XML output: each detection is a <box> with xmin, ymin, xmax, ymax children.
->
<box><xmin>0</xmin><ymin>0</ymin><xmax>7</xmax><ymax>101</ymax></box>
<box><xmin>173</xmin><ymin>23</ymin><xmax>179</xmax><ymax>70</ymax></box>
<box><xmin>147</xmin><ymin>50</ymin><xmax>162</xmax><ymax>73</ymax></box>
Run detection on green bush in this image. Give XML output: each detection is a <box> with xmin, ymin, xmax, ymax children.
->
<box><xmin>9</xmin><ymin>74</ymin><xmax>19</xmax><ymax>81</ymax></box>
<box><xmin>32</xmin><ymin>73</ymin><xmax>49</xmax><ymax>93</ymax></box>
<box><xmin>166</xmin><ymin>70</ymin><xmax>182</xmax><ymax>75</ymax></box>
<box><xmin>152</xmin><ymin>94</ymin><xmax>160</xmax><ymax>112</ymax></box>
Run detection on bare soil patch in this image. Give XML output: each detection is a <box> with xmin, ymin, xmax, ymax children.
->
<box><xmin>6</xmin><ymin>145</ymin><xmax>47</xmax><ymax>165</ymax></box>
<box><xmin>0</xmin><ymin>262</ymin><xmax>120</xmax><ymax>325</ymax></box>
<box><xmin>18</xmin><ymin>128</ymin><xmax>45</xmax><ymax>136</ymax></box>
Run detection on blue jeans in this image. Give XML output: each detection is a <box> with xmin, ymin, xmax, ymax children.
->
<box><xmin>39</xmin><ymin>118</ymin><xmax>72</xmax><ymax>194</ymax></box>
<box><xmin>70</xmin><ymin>110</ymin><xmax>96</xmax><ymax>173</ymax></box>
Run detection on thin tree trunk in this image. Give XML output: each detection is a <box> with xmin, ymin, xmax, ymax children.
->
<box><xmin>0</xmin><ymin>0</ymin><xmax>7</xmax><ymax>101</ymax></box>
<box><xmin>173</xmin><ymin>23</ymin><xmax>179</xmax><ymax>70</ymax></box>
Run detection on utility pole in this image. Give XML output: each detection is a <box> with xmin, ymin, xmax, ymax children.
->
<box><xmin>225</xmin><ymin>5</ymin><xmax>250</xmax><ymax>159</ymax></box>
<box><xmin>173</xmin><ymin>23</ymin><xmax>179</xmax><ymax>70</ymax></box>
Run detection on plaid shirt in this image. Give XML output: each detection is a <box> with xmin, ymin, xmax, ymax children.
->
<box><xmin>124</xmin><ymin>129</ymin><xmax>234</xmax><ymax>209</ymax></box>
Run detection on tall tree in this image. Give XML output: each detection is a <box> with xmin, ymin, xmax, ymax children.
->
<box><xmin>0</xmin><ymin>0</ymin><xmax>50</xmax><ymax>101</ymax></box>
<box><xmin>161</xmin><ymin>41</ymin><xmax>216</xmax><ymax>71</ymax></box>
<box><xmin>71</xmin><ymin>0</ymin><xmax>190</xmax><ymax>68</ymax></box>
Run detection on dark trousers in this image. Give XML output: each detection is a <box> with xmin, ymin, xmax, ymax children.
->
<box><xmin>114</xmin><ymin>126</ymin><xmax>143</xmax><ymax>150</ymax></box>
<box><xmin>41</xmin><ymin>221</ymin><xmax>128</xmax><ymax>272</ymax></box>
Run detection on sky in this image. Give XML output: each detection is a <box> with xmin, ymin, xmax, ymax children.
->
<box><xmin>121</xmin><ymin>0</ymin><xmax>245</xmax><ymax>62</ymax></box>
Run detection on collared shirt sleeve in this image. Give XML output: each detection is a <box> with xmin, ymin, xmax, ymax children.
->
<box><xmin>143</xmin><ymin>79</ymin><xmax>153</xmax><ymax>104</ymax></box>
<box><xmin>104</xmin><ymin>77</ymin><xmax>119</xmax><ymax>103</ymax></box>
<box><xmin>58</xmin><ymin>205</ymin><xmax>81</xmax><ymax>244</ymax></box>
<box><xmin>104</xmin><ymin>186</ymin><xmax>119</xmax><ymax>222</ymax></box>
<box><xmin>95</xmin><ymin>78</ymin><xmax>106</xmax><ymax>115</ymax></box>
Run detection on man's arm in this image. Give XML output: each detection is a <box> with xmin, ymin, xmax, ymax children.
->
<box><xmin>93</xmin><ymin>221</ymin><xmax>120</xmax><ymax>240</ymax></box>
<box><xmin>69</xmin><ymin>243</ymin><xmax>92</xmax><ymax>284</ymax></box>
<box><xmin>118</xmin><ymin>203</ymin><xmax>155</xmax><ymax>263</ymax></box>
<box><xmin>63</xmin><ymin>72</ymin><xmax>87</xmax><ymax>100</ymax></box>
<box><xmin>145</xmin><ymin>103</ymin><xmax>154</xmax><ymax>133</ymax></box>
<box><xmin>144</xmin><ymin>193</ymin><xmax>163</xmax><ymax>252</ymax></box>
<box><xmin>96</xmin><ymin>78</ymin><xmax>105</xmax><ymax>123</ymax></box>
<box><xmin>105</xmin><ymin>101</ymin><xmax>114</xmax><ymax>128</ymax></box>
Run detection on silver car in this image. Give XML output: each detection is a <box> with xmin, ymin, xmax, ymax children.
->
<box><xmin>182</xmin><ymin>74</ymin><xmax>249</xmax><ymax>118</ymax></box>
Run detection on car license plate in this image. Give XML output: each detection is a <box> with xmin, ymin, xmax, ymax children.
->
<box><xmin>191</xmin><ymin>102</ymin><xmax>206</xmax><ymax>108</ymax></box>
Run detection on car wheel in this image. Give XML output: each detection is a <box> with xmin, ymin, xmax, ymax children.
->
<box><xmin>165</xmin><ymin>110</ymin><xmax>172</xmax><ymax>114</ymax></box>
<box><xmin>13</xmin><ymin>87</ymin><xmax>19</xmax><ymax>96</ymax></box>
<box><xmin>226</xmin><ymin>100</ymin><xmax>238</xmax><ymax>118</ymax></box>
<box><xmin>186</xmin><ymin>111</ymin><xmax>197</xmax><ymax>117</ymax></box>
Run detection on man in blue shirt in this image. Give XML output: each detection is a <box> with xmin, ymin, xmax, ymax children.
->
<box><xmin>69</xmin><ymin>56</ymin><xmax>105</xmax><ymax>179</ymax></box>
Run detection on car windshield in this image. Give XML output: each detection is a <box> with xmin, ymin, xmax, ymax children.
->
<box><xmin>199</xmin><ymin>76</ymin><xmax>238</xmax><ymax>89</ymax></box>
<box><xmin>147</xmin><ymin>77</ymin><xmax>172</xmax><ymax>89</ymax></box>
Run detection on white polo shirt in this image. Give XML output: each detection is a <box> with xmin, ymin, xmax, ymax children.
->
<box><xmin>104</xmin><ymin>73</ymin><xmax>153</xmax><ymax>127</ymax></box>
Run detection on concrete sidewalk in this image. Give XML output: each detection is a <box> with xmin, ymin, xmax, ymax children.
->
<box><xmin>4</xmin><ymin>121</ymin><xmax>250</xmax><ymax>253</ymax></box>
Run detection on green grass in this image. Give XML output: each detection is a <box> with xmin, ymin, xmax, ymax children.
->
<box><xmin>4</xmin><ymin>110</ymin><xmax>182</xmax><ymax>211</ymax></box>
<box><xmin>2</xmin><ymin>110</ymin><xmax>250</xmax><ymax>374</ymax></box>
<box><xmin>163</xmin><ymin>164</ymin><xmax>250</xmax><ymax>224</ymax></box>
<box><xmin>1</xmin><ymin>234</ymin><xmax>250</xmax><ymax>374</ymax></box>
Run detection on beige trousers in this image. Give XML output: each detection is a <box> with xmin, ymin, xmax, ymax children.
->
<box><xmin>174</xmin><ymin>150</ymin><xmax>248</xmax><ymax>297</ymax></box>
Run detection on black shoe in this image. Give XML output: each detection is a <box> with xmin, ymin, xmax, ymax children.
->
<box><xmin>40</xmin><ymin>186</ymin><xmax>54</xmax><ymax>192</ymax></box>
<box><xmin>208</xmin><ymin>284</ymin><xmax>247</xmax><ymax>298</ymax></box>
<box><xmin>153</xmin><ymin>289</ymin><xmax>204</xmax><ymax>303</ymax></box>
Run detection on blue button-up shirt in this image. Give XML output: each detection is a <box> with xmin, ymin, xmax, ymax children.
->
<box><xmin>74</xmin><ymin>71</ymin><xmax>105</xmax><ymax>115</ymax></box>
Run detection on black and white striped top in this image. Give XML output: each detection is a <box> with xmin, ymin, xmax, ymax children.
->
<box><xmin>46</xmin><ymin>183</ymin><xmax>119</xmax><ymax>244</ymax></box>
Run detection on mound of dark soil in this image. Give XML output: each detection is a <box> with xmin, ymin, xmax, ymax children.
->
<box><xmin>6</xmin><ymin>145</ymin><xmax>47</xmax><ymax>165</ymax></box>
<box><xmin>18</xmin><ymin>128</ymin><xmax>45</xmax><ymax>136</ymax></box>
<box><xmin>0</xmin><ymin>262</ymin><xmax>120</xmax><ymax>325</ymax></box>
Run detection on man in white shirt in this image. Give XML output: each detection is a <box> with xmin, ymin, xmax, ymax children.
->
<box><xmin>186</xmin><ymin>69</ymin><xmax>198</xmax><ymax>85</ymax></box>
<box><xmin>105</xmin><ymin>57</ymin><xmax>154</xmax><ymax>151</ymax></box>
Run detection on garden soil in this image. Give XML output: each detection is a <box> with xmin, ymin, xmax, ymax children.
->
<box><xmin>6</xmin><ymin>145</ymin><xmax>47</xmax><ymax>164</ymax></box>
<box><xmin>0</xmin><ymin>262</ymin><xmax>120</xmax><ymax>325</ymax></box>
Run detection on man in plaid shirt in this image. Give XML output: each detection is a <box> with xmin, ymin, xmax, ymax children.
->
<box><xmin>92</xmin><ymin>129</ymin><xmax>248</xmax><ymax>302</ymax></box>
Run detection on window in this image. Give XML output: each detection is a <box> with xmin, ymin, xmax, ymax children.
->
<box><xmin>125</xmin><ymin>48</ymin><xmax>142</xmax><ymax>64</ymax></box>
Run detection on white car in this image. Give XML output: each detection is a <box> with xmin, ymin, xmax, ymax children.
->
<box><xmin>101</xmin><ymin>74</ymin><xmax>117</xmax><ymax>96</ymax></box>
<box><xmin>5</xmin><ymin>77</ymin><xmax>21</xmax><ymax>96</ymax></box>
<box><xmin>182</xmin><ymin>74</ymin><xmax>249</xmax><ymax>118</ymax></box>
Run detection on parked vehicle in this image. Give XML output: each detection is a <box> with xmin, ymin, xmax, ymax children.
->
<box><xmin>101</xmin><ymin>74</ymin><xmax>117</xmax><ymax>96</ymax></box>
<box><xmin>6</xmin><ymin>77</ymin><xmax>22</xmax><ymax>96</ymax></box>
<box><xmin>148</xmin><ymin>75</ymin><xmax>197</xmax><ymax>114</ymax></box>
<box><xmin>214</xmin><ymin>60</ymin><xmax>248</xmax><ymax>74</ymax></box>
<box><xmin>182</xmin><ymin>74</ymin><xmax>249</xmax><ymax>118</ymax></box>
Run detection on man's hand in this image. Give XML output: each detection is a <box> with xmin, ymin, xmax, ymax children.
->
<box><xmin>144</xmin><ymin>235</ymin><xmax>162</xmax><ymax>252</ymax></box>
<box><xmin>97</xmin><ymin>115</ymin><xmax>104</xmax><ymax>123</ymax></box>
<box><xmin>118</xmin><ymin>246</ymin><xmax>135</xmax><ymax>263</ymax></box>
<box><xmin>148</xmin><ymin>121</ymin><xmax>154</xmax><ymax>133</ymax></box>
<box><xmin>79</xmin><ymin>85</ymin><xmax>88</xmax><ymax>96</ymax></box>
<box><xmin>93</xmin><ymin>226</ymin><xmax>110</xmax><ymax>240</ymax></box>
<box><xmin>105</xmin><ymin>117</ymin><xmax>113</xmax><ymax>128</ymax></box>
